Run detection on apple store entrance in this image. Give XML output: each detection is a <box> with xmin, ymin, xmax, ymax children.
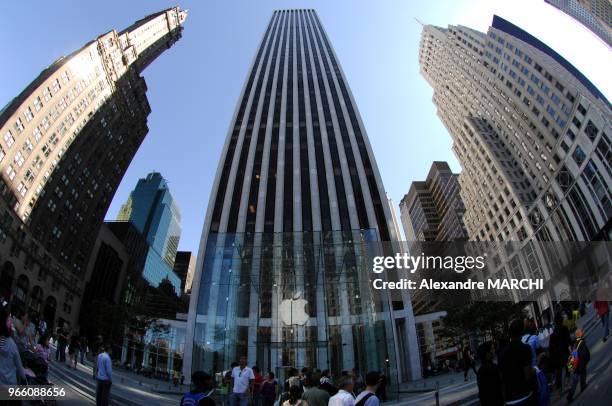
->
<box><xmin>190</xmin><ymin>230</ymin><xmax>405</xmax><ymax>383</ymax></box>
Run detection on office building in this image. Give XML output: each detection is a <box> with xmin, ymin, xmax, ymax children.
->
<box><xmin>399</xmin><ymin>162</ymin><xmax>468</xmax><ymax>367</ymax></box>
<box><xmin>545</xmin><ymin>0</ymin><xmax>612</xmax><ymax>46</ymax></box>
<box><xmin>0</xmin><ymin>7</ymin><xmax>186</xmax><ymax>329</ymax></box>
<box><xmin>173</xmin><ymin>251</ymin><xmax>196</xmax><ymax>293</ymax></box>
<box><xmin>399</xmin><ymin>162</ymin><xmax>468</xmax><ymax>242</ymax></box>
<box><xmin>419</xmin><ymin>16</ymin><xmax>611</xmax><ymax>316</ymax></box>
<box><xmin>118</xmin><ymin>172</ymin><xmax>182</xmax><ymax>295</ymax></box>
<box><xmin>186</xmin><ymin>9</ymin><xmax>420</xmax><ymax>382</ymax></box>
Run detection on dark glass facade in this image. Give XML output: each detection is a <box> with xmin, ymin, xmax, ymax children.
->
<box><xmin>186</xmin><ymin>10</ymin><xmax>419</xmax><ymax>382</ymax></box>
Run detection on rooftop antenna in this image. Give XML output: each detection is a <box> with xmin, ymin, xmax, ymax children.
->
<box><xmin>415</xmin><ymin>18</ymin><xmax>425</xmax><ymax>27</ymax></box>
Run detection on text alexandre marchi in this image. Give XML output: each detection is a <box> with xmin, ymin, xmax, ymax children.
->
<box><xmin>371</xmin><ymin>253</ymin><xmax>543</xmax><ymax>291</ymax></box>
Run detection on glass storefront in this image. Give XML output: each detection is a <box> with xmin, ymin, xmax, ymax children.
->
<box><xmin>191</xmin><ymin>230</ymin><xmax>401</xmax><ymax>382</ymax></box>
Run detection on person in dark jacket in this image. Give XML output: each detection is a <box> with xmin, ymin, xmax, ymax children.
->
<box><xmin>548</xmin><ymin>313</ymin><xmax>571</xmax><ymax>394</ymax></box>
<box><xmin>566</xmin><ymin>329</ymin><xmax>590</xmax><ymax>403</ymax></box>
<box><xmin>476</xmin><ymin>341</ymin><xmax>504</xmax><ymax>406</ymax></box>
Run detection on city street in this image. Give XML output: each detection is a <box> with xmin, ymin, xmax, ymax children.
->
<box><xmin>46</xmin><ymin>348</ymin><xmax>181</xmax><ymax>405</ymax></box>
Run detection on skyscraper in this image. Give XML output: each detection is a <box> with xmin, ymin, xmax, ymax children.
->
<box><xmin>419</xmin><ymin>15</ymin><xmax>610</xmax><ymax>244</ymax></box>
<box><xmin>118</xmin><ymin>172</ymin><xmax>182</xmax><ymax>295</ymax></box>
<box><xmin>0</xmin><ymin>7</ymin><xmax>186</xmax><ymax>328</ymax></box>
<box><xmin>419</xmin><ymin>16</ymin><xmax>611</xmax><ymax>317</ymax></box>
<box><xmin>545</xmin><ymin>0</ymin><xmax>612</xmax><ymax>46</ymax></box>
<box><xmin>173</xmin><ymin>251</ymin><xmax>196</xmax><ymax>294</ymax></box>
<box><xmin>186</xmin><ymin>9</ymin><xmax>420</xmax><ymax>382</ymax></box>
<box><xmin>399</xmin><ymin>162</ymin><xmax>468</xmax><ymax>243</ymax></box>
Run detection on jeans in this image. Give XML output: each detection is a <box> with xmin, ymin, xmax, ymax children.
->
<box><xmin>601</xmin><ymin>312</ymin><xmax>609</xmax><ymax>340</ymax></box>
<box><xmin>96</xmin><ymin>379</ymin><xmax>112</xmax><ymax>406</ymax></box>
<box><xmin>567</xmin><ymin>369</ymin><xmax>587</xmax><ymax>400</ymax></box>
<box><xmin>230</xmin><ymin>392</ymin><xmax>249</xmax><ymax>406</ymax></box>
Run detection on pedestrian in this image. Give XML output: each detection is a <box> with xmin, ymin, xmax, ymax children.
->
<box><xmin>0</xmin><ymin>307</ymin><xmax>26</xmax><ymax>385</ymax></box>
<box><xmin>521</xmin><ymin>319</ymin><xmax>540</xmax><ymax>367</ymax></box>
<box><xmin>180</xmin><ymin>370</ymin><xmax>215</xmax><ymax>406</ymax></box>
<box><xmin>319</xmin><ymin>369</ymin><xmax>338</xmax><ymax>396</ymax></box>
<box><xmin>354</xmin><ymin>371</ymin><xmax>381</xmax><ymax>406</ymax></box>
<box><xmin>498</xmin><ymin>318</ymin><xmax>536</xmax><ymax>406</ymax></box>
<box><xmin>39</xmin><ymin>318</ymin><xmax>47</xmax><ymax>337</ymax></box>
<box><xmin>534</xmin><ymin>354</ymin><xmax>550</xmax><ymax>406</ymax></box>
<box><xmin>548</xmin><ymin>313</ymin><xmax>571</xmax><ymax>394</ymax></box>
<box><xmin>301</xmin><ymin>372</ymin><xmax>329</xmax><ymax>406</ymax></box>
<box><xmin>476</xmin><ymin>341</ymin><xmax>503</xmax><ymax>406</ymax></box>
<box><xmin>35</xmin><ymin>334</ymin><xmax>52</xmax><ymax>365</ymax></box>
<box><xmin>462</xmin><ymin>346</ymin><xmax>477</xmax><ymax>381</ymax></box>
<box><xmin>79</xmin><ymin>336</ymin><xmax>88</xmax><ymax>364</ymax></box>
<box><xmin>261</xmin><ymin>371</ymin><xmax>279</xmax><ymax>406</ymax></box>
<box><xmin>328</xmin><ymin>375</ymin><xmax>355</xmax><ymax>406</ymax></box>
<box><xmin>594</xmin><ymin>300</ymin><xmax>609</xmax><ymax>342</ymax></box>
<box><xmin>283</xmin><ymin>385</ymin><xmax>307</xmax><ymax>406</ymax></box>
<box><xmin>252</xmin><ymin>365</ymin><xmax>264</xmax><ymax>406</ymax></box>
<box><xmin>69</xmin><ymin>333</ymin><xmax>80</xmax><ymax>368</ymax></box>
<box><xmin>96</xmin><ymin>343</ymin><xmax>113</xmax><ymax>406</ymax></box>
<box><xmin>230</xmin><ymin>356</ymin><xmax>254</xmax><ymax>406</ymax></box>
<box><xmin>12</xmin><ymin>309</ymin><xmax>31</xmax><ymax>352</ymax></box>
<box><xmin>56</xmin><ymin>324</ymin><xmax>68</xmax><ymax>363</ymax></box>
<box><xmin>566</xmin><ymin>329</ymin><xmax>590</xmax><ymax>403</ymax></box>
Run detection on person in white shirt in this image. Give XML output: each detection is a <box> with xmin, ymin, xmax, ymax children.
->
<box><xmin>328</xmin><ymin>376</ymin><xmax>355</xmax><ymax>406</ymax></box>
<box><xmin>230</xmin><ymin>356</ymin><xmax>254</xmax><ymax>406</ymax></box>
<box><xmin>354</xmin><ymin>372</ymin><xmax>381</xmax><ymax>406</ymax></box>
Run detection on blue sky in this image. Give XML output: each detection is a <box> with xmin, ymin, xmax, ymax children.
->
<box><xmin>1</xmin><ymin>1</ymin><xmax>609</xmax><ymax>252</ymax></box>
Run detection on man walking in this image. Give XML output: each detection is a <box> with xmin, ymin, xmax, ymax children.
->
<box><xmin>328</xmin><ymin>376</ymin><xmax>355</xmax><ymax>406</ymax></box>
<box><xmin>498</xmin><ymin>319</ymin><xmax>535</xmax><ymax>406</ymax></box>
<box><xmin>230</xmin><ymin>356</ymin><xmax>254</xmax><ymax>406</ymax></box>
<box><xmin>567</xmin><ymin>329</ymin><xmax>590</xmax><ymax>403</ymax></box>
<box><xmin>354</xmin><ymin>372</ymin><xmax>381</xmax><ymax>406</ymax></box>
<box><xmin>594</xmin><ymin>300</ymin><xmax>609</xmax><ymax>342</ymax></box>
<box><xmin>96</xmin><ymin>344</ymin><xmax>113</xmax><ymax>406</ymax></box>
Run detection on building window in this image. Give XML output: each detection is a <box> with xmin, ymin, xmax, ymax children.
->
<box><xmin>43</xmin><ymin>87</ymin><xmax>52</xmax><ymax>102</ymax></box>
<box><xmin>52</xmin><ymin>79</ymin><xmax>61</xmax><ymax>93</ymax></box>
<box><xmin>15</xmin><ymin>118</ymin><xmax>25</xmax><ymax>133</ymax></box>
<box><xmin>4</xmin><ymin>131</ymin><xmax>15</xmax><ymax>148</ymax></box>
<box><xmin>572</xmin><ymin>145</ymin><xmax>586</xmax><ymax>166</ymax></box>
<box><xmin>14</xmin><ymin>152</ymin><xmax>25</xmax><ymax>167</ymax></box>
<box><xmin>17</xmin><ymin>182</ymin><xmax>27</xmax><ymax>197</ymax></box>
<box><xmin>33</xmin><ymin>127</ymin><xmax>42</xmax><ymax>142</ymax></box>
<box><xmin>0</xmin><ymin>147</ymin><xmax>4</xmax><ymax>163</ymax></box>
<box><xmin>24</xmin><ymin>107</ymin><xmax>34</xmax><ymax>122</ymax></box>
<box><xmin>5</xmin><ymin>165</ymin><xmax>16</xmax><ymax>181</ymax></box>
<box><xmin>34</xmin><ymin>96</ymin><xmax>43</xmax><ymax>111</ymax></box>
<box><xmin>584</xmin><ymin>120</ymin><xmax>599</xmax><ymax>141</ymax></box>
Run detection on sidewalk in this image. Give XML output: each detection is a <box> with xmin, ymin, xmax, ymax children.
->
<box><xmin>392</xmin><ymin>306</ymin><xmax>601</xmax><ymax>405</ymax></box>
<box><xmin>48</xmin><ymin>347</ymin><xmax>182</xmax><ymax>405</ymax></box>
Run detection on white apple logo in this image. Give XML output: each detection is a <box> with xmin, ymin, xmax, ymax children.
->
<box><xmin>279</xmin><ymin>292</ymin><xmax>309</xmax><ymax>326</ymax></box>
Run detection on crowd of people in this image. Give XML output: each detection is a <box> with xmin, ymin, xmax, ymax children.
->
<box><xmin>474</xmin><ymin>300</ymin><xmax>609</xmax><ymax>405</ymax></box>
<box><xmin>181</xmin><ymin>356</ymin><xmax>389</xmax><ymax>406</ymax></box>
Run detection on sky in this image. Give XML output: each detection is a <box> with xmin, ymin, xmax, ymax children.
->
<box><xmin>1</xmin><ymin>1</ymin><xmax>609</xmax><ymax>252</ymax></box>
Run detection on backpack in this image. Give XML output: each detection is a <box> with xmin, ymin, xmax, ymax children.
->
<box><xmin>356</xmin><ymin>392</ymin><xmax>376</xmax><ymax>406</ymax></box>
<box><xmin>567</xmin><ymin>341</ymin><xmax>582</xmax><ymax>374</ymax></box>
<box><xmin>181</xmin><ymin>390</ymin><xmax>213</xmax><ymax>406</ymax></box>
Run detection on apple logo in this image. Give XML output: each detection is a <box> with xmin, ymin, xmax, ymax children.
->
<box><xmin>279</xmin><ymin>292</ymin><xmax>309</xmax><ymax>326</ymax></box>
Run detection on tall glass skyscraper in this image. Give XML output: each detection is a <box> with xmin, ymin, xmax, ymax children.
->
<box><xmin>118</xmin><ymin>172</ymin><xmax>182</xmax><ymax>294</ymax></box>
<box><xmin>185</xmin><ymin>10</ymin><xmax>420</xmax><ymax>382</ymax></box>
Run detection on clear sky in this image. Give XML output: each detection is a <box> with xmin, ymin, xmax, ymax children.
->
<box><xmin>1</xmin><ymin>1</ymin><xmax>609</xmax><ymax>252</ymax></box>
